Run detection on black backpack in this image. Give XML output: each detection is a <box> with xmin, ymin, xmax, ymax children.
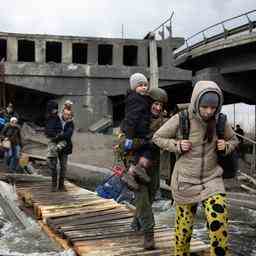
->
<box><xmin>179</xmin><ymin>110</ymin><xmax>239</xmax><ymax>179</ymax></box>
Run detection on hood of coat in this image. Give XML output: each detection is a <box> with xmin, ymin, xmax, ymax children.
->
<box><xmin>188</xmin><ymin>80</ymin><xmax>223</xmax><ymax>122</ymax></box>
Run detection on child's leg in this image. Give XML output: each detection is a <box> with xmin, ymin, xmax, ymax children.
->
<box><xmin>202</xmin><ymin>193</ymin><xmax>229</xmax><ymax>256</ymax></box>
<box><xmin>175</xmin><ymin>203</ymin><xmax>198</xmax><ymax>256</ymax></box>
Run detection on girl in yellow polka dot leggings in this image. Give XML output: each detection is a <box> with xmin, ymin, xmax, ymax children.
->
<box><xmin>152</xmin><ymin>81</ymin><xmax>238</xmax><ymax>256</ymax></box>
<box><xmin>175</xmin><ymin>193</ymin><xmax>228</xmax><ymax>256</ymax></box>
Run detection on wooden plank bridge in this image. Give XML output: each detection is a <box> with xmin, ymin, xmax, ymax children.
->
<box><xmin>0</xmin><ymin>170</ymin><xmax>210</xmax><ymax>255</ymax></box>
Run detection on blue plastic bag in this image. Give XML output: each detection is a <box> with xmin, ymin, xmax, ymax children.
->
<box><xmin>96</xmin><ymin>175</ymin><xmax>134</xmax><ymax>203</ymax></box>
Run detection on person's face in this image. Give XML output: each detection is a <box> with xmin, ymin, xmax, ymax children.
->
<box><xmin>10</xmin><ymin>120</ymin><xmax>17</xmax><ymax>126</ymax></box>
<box><xmin>64</xmin><ymin>104</ymin><xmax>72</xmax><ymax>110</ymax></box>
<box><xmin>63</xmin><ymin>110</ymin><xmax>72</xmax><ymax>121</ymax></box>
<box><xmin>151</xmin><ymin>101</ymin><xmax>163</xmax><ymax>117</ymax></box>
<box><xmin>135</xmin><ymin>83</ymin><xmax>148</xmax><ymax>95</ymax></box>
<box><xmin>199</xmin><ymin>106</ymin><xmax>217</xmax><ymax>121</ymax></box>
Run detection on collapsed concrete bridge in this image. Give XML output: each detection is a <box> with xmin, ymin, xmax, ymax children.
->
<box><xmin>0</xmin><ymin>31</ymin><xmax>191</xmax><ymax>129</ymax></box>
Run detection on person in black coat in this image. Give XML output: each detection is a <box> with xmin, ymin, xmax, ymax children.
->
<box><xmin>55</xmin><ymin>108</ymin><xmax>74</xmax><ymax>191</ymax></box>
<box><xmin>45</xmin><ymin>101</ymin><xmax>74</xmax><ymax>192</ymax></box>
<box><xmin>121</xmin><ymin>90</ymin><xmax>151</xmax><ymax>140</ymax></box>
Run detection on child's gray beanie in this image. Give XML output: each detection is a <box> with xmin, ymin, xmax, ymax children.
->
<box><xmin>130</xmin><ymin>73</ymin><xmax>148</xmax><ymax>90</ymax></box>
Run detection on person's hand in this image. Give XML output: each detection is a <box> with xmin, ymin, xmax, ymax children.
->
<box><xmin>128</xmin><ymin>164</ymin><xmax>136</xmax><ymax>176</ymax></box>
<box><xmin>180</xmin><ymin>140</ymin><xmax>192</xmax><ymax>152</ymax></box>
<box><xmin>217</xmin><ymin>139</ymin><xmax>226</xmax><ymax>151</ymax></box>
<box><xmin>124</xmin><ymin>139</ymin><xmax>133</xmax><ymax>151</ymax></box>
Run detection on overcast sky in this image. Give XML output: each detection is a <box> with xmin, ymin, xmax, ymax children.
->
<box><xmin>0</xmin><ymin>0</ymin><xmax>255</xmax><ymax>40</ymax></box>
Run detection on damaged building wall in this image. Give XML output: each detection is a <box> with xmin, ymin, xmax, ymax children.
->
<box><xmin>0</xmin><ymin>31</ymin><xmax>192</xmax><ymax>130</ymax></box>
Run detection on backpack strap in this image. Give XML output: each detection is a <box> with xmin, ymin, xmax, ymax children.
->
<box><xmin>216</xmin><ymin>113</ymin><xmax>227</xmax><ymax>140</ymax></box>
<box><xmin>179</xmin><ymin>109</ymin><xmax>190</xmax><ymax>140</ymax></box>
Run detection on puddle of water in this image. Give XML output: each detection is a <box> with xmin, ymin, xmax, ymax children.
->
<box><xmin>0</xmin><ymin>216</ymin><xmax>76</xmax><ymax>256</ymax></box>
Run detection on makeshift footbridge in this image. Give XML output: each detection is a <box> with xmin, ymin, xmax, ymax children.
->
<box><xmin>0</xmin><ymin>167</ymin><xmax>210</xmax><ymax>256</ymax></box>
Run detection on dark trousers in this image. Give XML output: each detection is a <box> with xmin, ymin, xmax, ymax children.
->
<box><xmin>47</xmin><ymin>153</ymin><xmax>68</xmax><ymax>189</ymax></box>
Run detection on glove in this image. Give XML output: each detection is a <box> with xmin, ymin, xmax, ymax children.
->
<box><xmin>124</xmin><ymin>139</ymin><xmax>133</xmax><ymax>151</ymax></box>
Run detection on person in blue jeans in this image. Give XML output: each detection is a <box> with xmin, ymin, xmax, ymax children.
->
<box><xmin>1</xmin><ymin>117</ymin><xmax>22</xmax><ymax>171</ymax></box>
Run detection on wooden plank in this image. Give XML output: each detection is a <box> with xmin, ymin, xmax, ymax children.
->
<box><xmin>38</xmin><ymin>221</ymin><xmax>71</xmax><ymax>250</ymax></box>
<box><xmin>69</xmin><ymin>227</ymin><xmax>172</xmax><ymax>243</ymax></box>
<box><xmin>48</xmin><ymin>206</ymin><xmax>129</xmax><ymax>225</ymax></box>
<box><xmin>34</xmin><ymin>198</ymin><xmax>117</xmax><ymax>219</ymax></box>
<box><xmin>42</xmin><ymin>203</ymin><xmax>121</xmax><ymax>220</ymax></box>
<box><xmin>51</xmin><ymin>212</ymin><xmax>134</xmax><ymax>232</ymax></box>
<box><xmin>59</xmin><ymin>219</ymin><xmax>133</xmax><ymax>232</ymax></box>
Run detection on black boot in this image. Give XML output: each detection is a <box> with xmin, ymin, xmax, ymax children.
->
<box><xmin>143</xmin><ymin>231</ymin><xmax>155</xmax><ymax>250</ymax></box>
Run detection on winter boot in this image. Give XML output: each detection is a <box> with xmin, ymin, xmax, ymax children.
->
<box><xmin>133</xmin><ymin>165</ymin><xmax>150</xmax><ymax>184</ymax></box>
<box><xmin>143</xmin><ymin>231</ymin><xmax>155</xmax><ymax>250</ymax></box>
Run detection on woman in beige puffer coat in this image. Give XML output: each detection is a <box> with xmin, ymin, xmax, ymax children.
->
<box><xmin>153</xmin><ymin>81</ymin><xmax>238</xmax><ymax>256</ymax></box>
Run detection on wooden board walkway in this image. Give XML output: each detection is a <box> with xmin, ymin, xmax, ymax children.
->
<box><xmin>0</xmin><ymin>170</ymin><xmax>210</xmax><ymax>255</ymax></box>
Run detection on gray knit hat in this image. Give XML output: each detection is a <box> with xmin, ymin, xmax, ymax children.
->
<box><xmin>129</xmin><ymin>73</ymin><xmax>148</xmax><ymax>90</ymax></box>
<box><xmin>199</xmin><ymin>92</ymin><xmax>219</xmax><ymax>107</ymax></box>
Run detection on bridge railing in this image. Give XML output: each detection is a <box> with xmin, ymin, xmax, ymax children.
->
<box><xmin>175</xmin><ymin>9</ymin><xmax>256</xmax><ymax>57</ymax></box>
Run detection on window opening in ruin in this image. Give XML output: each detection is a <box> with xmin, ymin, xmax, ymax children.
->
<box><xmin>98</xmin><ymin>44</ymin><xmax>113</xmax><ymax>65</ymax></box>
<box><xmin>157</xmin><ymin>47</ymin><xmax>162</xmax><ymax>67</ymax></box>
<box><xmin>72</xmin><ymin>43</ymin><xmax>88</xmax><ymax>64</ymax></box>
<box><xmin>123</xmin><ymin>45</ymin><xmax>138</xmax><ymax>66</ymax></box>
<box><xmin>46</xmin><ymin>41</ymin><xmax>62</xmax><ymax>63</ymax></box>
<box><xmin>147</xmin><ymin>47</ymin><xmax>162</xmax><ymax>67</ymax></box>
<box><xmin>0</xmin><ymin>39</ymin><xmax>7</xmax><ymax>61</ymax></box>
<box><xmin>18</xmin><ymin>40</ymin><xmax>35</xmax><ymax>62</ymax></box>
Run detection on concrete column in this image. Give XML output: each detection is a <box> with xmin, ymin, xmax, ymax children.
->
<box><xmin>35</xmin><ymin>39</ymin><xmax>45</xmax><ymax>63</ymax></box>
<box><xmin>62</xmin><ymin>40</ymin><xmax>72</xmax><ymax>64</ymax></box>
<box><xmin>87</xmin><ymin>43</ymin><xmax>98</xmax><ymax>65</ymax></box>
<box><xmin>149</xmin><ymin>37</ymin><xmax>159</xmax><ymax>89</ymax></box>
<box><xmin>113</xmin><ymin>43</ymin><xmax>123</xmax><ymax>66</ymax></box>
<box><xmin>7</xmin><ymin>37</ymin><xmax>17</xmax><ymax>62</ymax></box>
<box><xmin>138</xmin><ymin>44</ymin><xmax>147</xmax><ymax>66</ymax></box>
